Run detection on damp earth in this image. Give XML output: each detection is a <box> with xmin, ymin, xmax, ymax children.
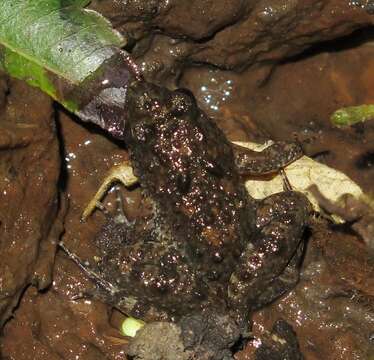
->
<box><xmin>1</xmin><ymin>1</ymin><xmax>374</xmax><ymax>359</ymax></box>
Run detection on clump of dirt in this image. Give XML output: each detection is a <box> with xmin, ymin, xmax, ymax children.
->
<box><xmin>1</xmin><ymin>1</ymin><xmax>374</xmax><ymax>360</ymax></box>
<box><xmin>126</xmin><ymin>313</ymin><xmax>241</xmax><ymax>360</ymax></box>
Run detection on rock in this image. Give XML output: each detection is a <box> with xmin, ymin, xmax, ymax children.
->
<box><xmin>90</xmin><ymin>0</ymin><xmax>374</xmax><ymax>85</ymax></box>
<box><xmin>0</xmin><ymin>78</ymin><xmax>61</xmax><ymax>327</ymax></box>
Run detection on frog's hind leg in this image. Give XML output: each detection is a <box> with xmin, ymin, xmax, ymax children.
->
<box><xmin>228</xmin><ymin>191</ymin><xmax>311</xmax><ymax>325</ymax></box>
<box><xmin>82</xmin><ymin>162</ymin><xmax>138</xmax><ymax>221</ymax></box>
<box><xmin>232</xmin><ymin>141</ymin><xmax>303</xmax><ymax>175</ymax></box>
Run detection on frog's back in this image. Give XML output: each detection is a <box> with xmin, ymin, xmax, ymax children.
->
<box><xmin>125</xmin><ymin>81</ymin><xmax>254</xmax><ymax>280</ymax></box>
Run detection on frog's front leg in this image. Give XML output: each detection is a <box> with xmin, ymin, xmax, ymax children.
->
<box><xmin>59</xmin><ymin>240</ymin><xmax>139</xmax><ymax>315</ymax></box>
<box><xmin>82</xmin><ymin>162</ymin><xmax>138</xmax><ymax>220</ymax></box>
<box><xmin>228</xmin><ymin>191</ymin><xmax>311</xmax><ymax>326</ymax></box>
<box><xmin>232</xmin><ymin>141</ymin><xmax>303</xmax><ymax>175</ymax></box>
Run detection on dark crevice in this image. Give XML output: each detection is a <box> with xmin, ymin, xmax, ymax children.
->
<box><xmin>355</xmin><ymin>150</ymin><xmax>374</xmax><ymax>170</ymax></box>
<box><xmin>54</xmin><ymin>104</ymin><xmax>69</xmax><ymax>193</ymax></box>
<box><xmin>279</xmin><ymin>26</ymin><xmax>374</xmax><ymax>66</ymax></box>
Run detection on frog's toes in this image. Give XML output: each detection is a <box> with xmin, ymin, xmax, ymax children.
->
<box><xmin>82</xmin><ymin>162</ymin><xmax>138</xmax><ymax>221</ymax></box>
<box><xmin>233</xmin><ymin>141</ymin><xmax>303</xmax><ymax>175</ymax></box>
<box><xmin>112</xmin><ymin>185</ymin><xmax>135</xmax><ymax>226</ymax></box>
<box><xmin>59</xmin><ymin>242</ymin><xmax>119</xmax><ymax>295</ymax></box>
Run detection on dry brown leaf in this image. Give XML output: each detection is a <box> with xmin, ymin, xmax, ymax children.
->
<box><xmin>234</xmin><ymin>141</ymin><xmax>365</xmax><ymax>223</ymax></box>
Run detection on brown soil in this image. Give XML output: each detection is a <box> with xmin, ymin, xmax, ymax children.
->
<box><xmin>1</xmin><ymin>1</ymin><xmax>374</xmax><ymax>359</ymax></box>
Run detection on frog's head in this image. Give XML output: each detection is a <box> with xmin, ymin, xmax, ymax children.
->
<box><xmin>125</xmin><ymin>81</ymin><xmax>198</xmax><ymax>143</ymax></box>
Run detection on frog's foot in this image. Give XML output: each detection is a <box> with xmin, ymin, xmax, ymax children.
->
<box><xmin>82</xmin><ymin>162</ymin><xmax>138</xmax><ymax>221</ymax></box>
<box><xmin>176</xmin><ymin>312</ymin><xmax>242</xmax><ymax>359</ymax></box>
<box><xmin>228</xmin><ymin>191</ymin><xmax>311</xmax><ymax>315</ymax></box>
<box><xmin>59</xmin><ymin>242</ymin><xmax>120</xmax><ymax>295</ymax></box>
<box><xmin>308</xmin><ymin>184</ymin><xmax>374</xmax><ymax>249</ymax></box>
<box><xmin>308</xmin><ymin>184</ymin><xmax>360</xmax><ymax>222</ymax></box>
<box><xmin>232</xmin><ymin>141</ymin><xmax>303</xmax><ymax>176</ymax></box>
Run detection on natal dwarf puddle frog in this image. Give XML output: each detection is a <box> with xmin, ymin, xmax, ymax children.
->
<box><xmin>62</xmin><ymin>81</ymin><xmax>311</xmax><ymax>330</ymax></box>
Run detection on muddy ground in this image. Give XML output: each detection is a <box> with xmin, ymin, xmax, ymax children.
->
<box><xmin>1</xmin><ymin>1</ymin><xmax>374</xmax><ymax>359</ymax></box>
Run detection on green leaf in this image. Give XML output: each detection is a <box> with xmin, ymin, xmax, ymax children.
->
<box><xmin>330</xmin><ymin>104</ymin><xmax>374</xmax><ymax>127</ymax></box>
<box><xmin>0</xmin><ymin>0</ymin><xmax>125</xmax><ymax>112</ymax></box>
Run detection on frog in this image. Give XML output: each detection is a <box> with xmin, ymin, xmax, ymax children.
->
<box><xmin>62</xmin><ymin>80</ymin><xmax>311</xmax><ymax>332</ymax></box>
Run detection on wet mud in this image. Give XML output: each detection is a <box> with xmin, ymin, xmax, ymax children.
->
<box><xmin>0</xmin><ymin>78</ymin><xmax>61</xmax><ymax>328</ymax></box>
<box><xmin>1</xmin><ymin>1</ymin><xmax>374</xmax><ymax>359</ymax></box>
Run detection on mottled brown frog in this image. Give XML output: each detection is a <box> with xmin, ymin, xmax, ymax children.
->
<box><xmin>63</xmin><ymin>80</ymin><xmax>311</xmax><ymax>331</ymax></box>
